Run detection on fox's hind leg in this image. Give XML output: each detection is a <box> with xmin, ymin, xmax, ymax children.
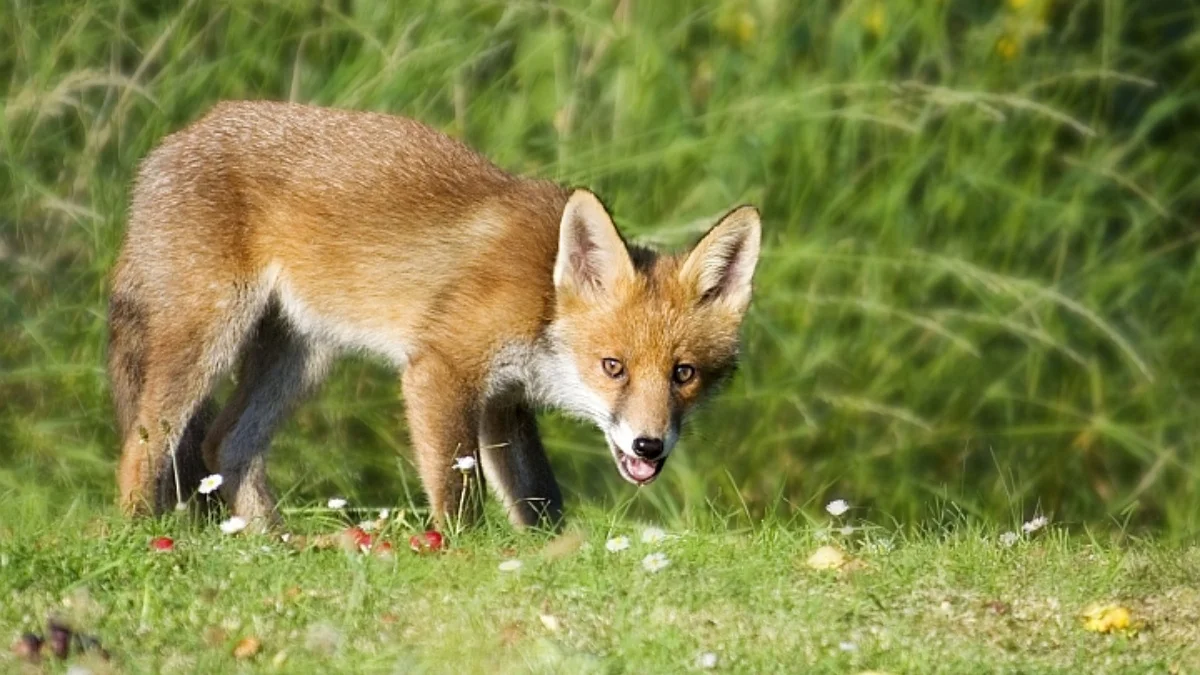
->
<box><xmin>479</xmin><ymin>397</ymin><xmax>563</xmax><ymax>530</ymax></box>
<box><xmin>113</xmin><ymin>277</ymin><xmax>268</xmax><ymax>516</ymax></box>
<box><xmin>202</xmin><ymin>305</ymin><xmax>330</xmax><ymax>528</ymax></box>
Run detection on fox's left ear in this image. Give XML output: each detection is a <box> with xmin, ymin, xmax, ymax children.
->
<box><xmin>679</xmin><ymin>206</ymin><xmax>762</xmax><ymax>314</ymax></box>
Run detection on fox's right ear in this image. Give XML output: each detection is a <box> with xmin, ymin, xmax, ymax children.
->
<box><xmin>554</xmin><ymin>189</ymin><xmax>635</xmax><ymax>296</ymax></box>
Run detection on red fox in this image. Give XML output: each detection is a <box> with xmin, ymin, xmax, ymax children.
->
<box><xmin>109</xmin><ymin>100</ymin><xmax>761</xmax><ymax>530</ymax></box>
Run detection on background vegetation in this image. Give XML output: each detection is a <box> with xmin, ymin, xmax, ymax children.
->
<box><xmin>4</xmin><ymin>0</ymin><xmax>1199</xmax><ymax>535</ymax></box>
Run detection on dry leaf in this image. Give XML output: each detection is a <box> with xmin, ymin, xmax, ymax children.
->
<box><xmin>233</xmin><ymin>636</ymin><xmax>261</xmax><ymax>659</ymax></box>
<box><xmin>806</xmin><ymin>545</ymin><xmax>848</xmax><ymax>570</ymax></box>
<box><xmin>1081</xmin><ymin>603</ymin><xmax>1134</xmax><ymax>633</ymax></box>
<box><xmin>542</xmin><ymin>530</ymin><xmax>586</xmax><ymax>560</ymax></box>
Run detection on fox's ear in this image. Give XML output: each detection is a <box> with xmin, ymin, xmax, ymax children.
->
<box><xmin>679</xmin><ymin>206</ymin><xmax>762</xmax><ymax>313</ymax></box>
<box><xmin>554</xmin><ymin>189</ymin><xmax>635</xmax><ymax>296</ymax></box>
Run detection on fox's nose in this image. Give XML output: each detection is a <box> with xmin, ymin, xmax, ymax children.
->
<box><xmin>632</xmin><ymin>437</ymin><xmax>665</xmax><ymax>459</ymax></box>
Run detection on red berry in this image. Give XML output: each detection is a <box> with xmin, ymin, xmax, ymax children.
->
<box><xmin>150</xmin><ymin>536</ymin><xmax>174</xmax><ymax>552</ymax></box>
<box><xmin>409</xmin><ymin>530</ymin><xmax>444</xmax><ymax>553</ymax></box>
<box><xmin>423</xmin><ymin>530</ymin><xmax>444</xmax><ymax>551</ymax></box>
<box><xmin>341</xmin><ymin>526</ymin><xmax>372</xmax><ymax>552</ymax></box>
<box><xmin>373</xmin><ymin>541</ymin><xmax>395</xmax><ymax>559</ymax></box>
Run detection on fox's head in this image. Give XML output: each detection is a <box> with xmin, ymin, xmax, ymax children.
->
<box><xmin>548</xmin><ymin>189</ymin><xmax>761</xmax><ymax>486</ymax></box>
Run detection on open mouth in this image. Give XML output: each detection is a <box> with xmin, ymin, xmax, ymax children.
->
<box><xmin>608</xmin><ymin>436</ymin><xmax>666</xmax><ymax>485</ymax></box>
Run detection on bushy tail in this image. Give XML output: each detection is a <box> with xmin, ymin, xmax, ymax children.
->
<box><xmin>108</xmin><ymin>290</ymin><xmax>215</xmax><ymax>510</ymax></box>
<box><xmin>107</xmin><ymin>292</ymin><xmax>147</xmax><ymax>440</ymax></box>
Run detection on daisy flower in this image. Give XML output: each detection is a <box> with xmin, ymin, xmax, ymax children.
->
<box><xmin>642</xmin><ymin>552</ymin><xmax>670</xmax><ymax>573</ymax></box>
<box><xmin>605</xmin><ymin>536</ymin><xmax>631</xmax><ymax>553</ymax></box>
<box><xmin>641</xmin><ymin>527</ymin><xmax>667</xmax><ymax>544</ymax></box>
<box><xmin>378</xmin><ymin>508</ymin><xmax>390</xmax><ymax>520</ymax></box>
<box><xmin>1022</xmin><ymin>516</ymin><xmax>1049</xmax><ymax>534</ymax></box>
<box><xmin>498</xmin><ymin>559</ymin><xmax>523</xmax><ymax>572</ymax></box>
<box><xmin>327</xmin><ymin>498</ymin><xmax>347</xmax><ymax>509</ymax></box>
<box><xmin>220</xmin><ymin>516</ymin><xmax>247</xmax><ymax>534</ymax></box>
<box><xmin>452</xmin><ymin>456</ymin><xmax>477</xmax><ymax>472</ymax></box>
<box><xmin>999</xmin><ymin>531</ymin><xmax>1020</xmax><ymax>547</ymax></box>
<box><xmin>825</xmin><ymin>499</ymin><xmax>850</xmax><ymax>517</ymax></box>
<box><xmin>198</xmin><ymin>474</ymin><xmax>224</xmax><ymax>495</ymax></box>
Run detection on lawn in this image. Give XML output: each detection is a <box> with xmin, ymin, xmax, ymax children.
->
<box><xmin>3</xmin><ymin>502</ymin><xmax>1198</xmax><ymax>673</ymax></box>
<box><xmin>4</xmin><ymin>0</ymin><xmax>1200</xmax><ymax>671</ymax></box>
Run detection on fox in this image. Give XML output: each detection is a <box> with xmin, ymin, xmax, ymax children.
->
<box><xmin>108</xmin><ymin>100</ymin><xmax>761</xmax><ymax>531</ymax></box>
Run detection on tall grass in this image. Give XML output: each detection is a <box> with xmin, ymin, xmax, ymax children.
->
<box><xmin>3</xmin><ymin>0</ymin><xmax>1198</xmax><ymax>534</ymax></box>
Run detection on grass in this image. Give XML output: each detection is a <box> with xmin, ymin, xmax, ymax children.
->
<box><xmin>4</xmin><ymin>0</ymin><xmax>1200</xmax><ymax>533</ymax></box>
<box><xmin>3</xmin><ymin>0</ymin><xmax>1200</xmax><ymax>668</ymax></box>
<box><xmin>3</xmin><ymin>503</ymin><xmax>1198</xmax><ymax>673</ymax></box>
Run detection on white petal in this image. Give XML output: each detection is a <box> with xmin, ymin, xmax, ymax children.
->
<box><xmin>605</xmin><ymin>536</ymin><xmax>630</xmax><ymax>552</ymax></box>
<box><xmin>327</xmin><ymin>498</ymin><xmax>347</xmax><ymax>509</ymax></box>
<box><xmin>220</xmin><ymin>516</ymin><xmax>247</xmax><ymax>534</ymax></box>
<box><xmin>641</xmin><ymin>527</ymin><xmax>667</xmax><ymax>544</ymax></box>
<box><xmin>498</xmin><ymin>559</ymin><xmax>523</xmax><ymax>572</ymax></box>
<box><xmin>825</xmin><ymin>499</ymin><xmax>850</xmax><ymax>517</ymax></box>
<box><xmin>198</xmin><ymin>474</ymin><xmax>224</xmax><ymax>494</ymax></box>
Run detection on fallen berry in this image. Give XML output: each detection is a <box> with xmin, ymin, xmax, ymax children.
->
<box><xmin>150</xmin><ymin>536</ymin><xmax>175</xmax><ymax>552</ymax></box>
<box><xmin>409</xmin><ymin>530</ymin><xmax>444</xmax><ymax>553</ymax></box>
<box><xmin>338</xmin><ymin>526</ymin><xmax>373</xmax><ymax>553</ymax></box>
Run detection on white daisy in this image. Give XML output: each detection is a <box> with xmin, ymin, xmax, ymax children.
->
<box><xmin>999</xmin><ymin>531</ymin><xmax>1020</xmax><ymax>547</ymax></box>
<box><xmin>219</xmin><ymin>516</ymin><xmax>247</xmax><ymax>534</ymax></box>
<box><xmin>605</xmin><ymin>536</ymin><xmax>631</xmax><ymax>552</ymax></box>
<box><xmin>198</xmin><ymin>474</ymin><xmax>224</xmax><ymax>495</ymax></box>
<box><xmin>327</xmin><ymin>498</ymin><xmax>347</xmax><ymax>509</ymax></box>
<box><xmin>825</xmin><ymin>499</ymin><xmax>850</xmax><ymax>517</ymax></box>
<box><xmin>698</xmin><ymin>652</ymin><xmax>718</xmax><ymax>669</ymax></box>
<box><xmin>452</xmin><ymin>456</ymin><xmax>477</xmax><ymax>472</ymax></box>
<box><xmin>378</xmin><ymin>508</ymin><xmax>390</xmax><ymax>520</ymax></box>
<box><xmin>642</xmin><ymin>552</ymin><xmax>670</xmax><ymax>573</ymax></box>
<box><xmin>1022</xmin><ymin>516</ymin><xmax>1049</xmax><ymax>534</ymax></box>
<box><xmin>641</xmin><ymin>527</ymin><xmax>667</xmax><ymax>544</ymax></box>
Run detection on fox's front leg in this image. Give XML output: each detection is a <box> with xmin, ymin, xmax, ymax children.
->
<box><xmin>401</xmin><ymin>354</ymin><xmax>484</xmax><ymax>529</ymax></box>
<box><xmin>479</xmin><ymin>397</ymin><xmax>563</xmax><ymax>530</ymax></box>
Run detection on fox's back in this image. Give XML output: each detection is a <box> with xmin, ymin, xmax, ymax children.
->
<box><xmin>119</xmin><ymin>101</ymin><xmax>571</xmax><ymax>362</ymax></box>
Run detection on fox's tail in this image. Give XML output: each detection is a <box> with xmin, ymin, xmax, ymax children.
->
<box><xmin>108</xmin><ymin>289</ymin><xmax>215</xmax><ymax>510</ymax></box>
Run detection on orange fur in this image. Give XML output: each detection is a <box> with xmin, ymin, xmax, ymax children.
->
<box><xmin>108</xmin><ymin>100</ymin><xmax>761</xmax><ymax>530</ymax></box>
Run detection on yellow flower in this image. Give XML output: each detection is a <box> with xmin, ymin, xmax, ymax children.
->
<box><xmin>716</xmin><ymin>8</ymin><xmax>757</xmax><ymax>47</ymax></box>
<box><xmin>863</xmin><ymin>3</ymin><xmax>886</xmax><ymax>38</ymax></box>
<box><xmin>1081</xmin><ymin>603</ymin><xmax>1134</xmax><ymax>633</ymax></box>
<box><xmin>996</xmin><ymin>36</ymin><xmax>1019</xmax><ymax>61</ymax></box>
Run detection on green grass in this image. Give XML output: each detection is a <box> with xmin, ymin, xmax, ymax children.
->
<box><xmin>4</xmin><ymin>0</ymin><xmax>1200</xmax><ymax>532</ymax></box>
<box><xmin>3</xmin><ymin>0</ymin><xmax>1200</xmax><ymax>668</ymax></box>
<box><xmin>3</xmin><ymin>504</ymin><xmax>1198</xmax><ymax>673</ymax></box>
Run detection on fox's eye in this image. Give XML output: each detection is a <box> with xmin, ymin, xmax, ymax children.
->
<box><xmin>601</xmin><ymin>358</ymin><xmax>625</xmax><ymax>379</ymax></box>
<box><xmin>672</xmin><ymin>364</ymin><xmax>696</xmax><ymax>385</ymax></box>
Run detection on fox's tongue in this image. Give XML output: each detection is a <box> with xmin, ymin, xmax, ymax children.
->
<box><xmin>624</xmin><ymin>456</ymin><xmax>658</xmax><ymax>482</ymax></box>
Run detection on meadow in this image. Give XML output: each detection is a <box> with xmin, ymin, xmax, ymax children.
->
<box><xmin>3</xmin><ymin>0</ymin><xmax>1200</xmax><ymax>671</ymax></box>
